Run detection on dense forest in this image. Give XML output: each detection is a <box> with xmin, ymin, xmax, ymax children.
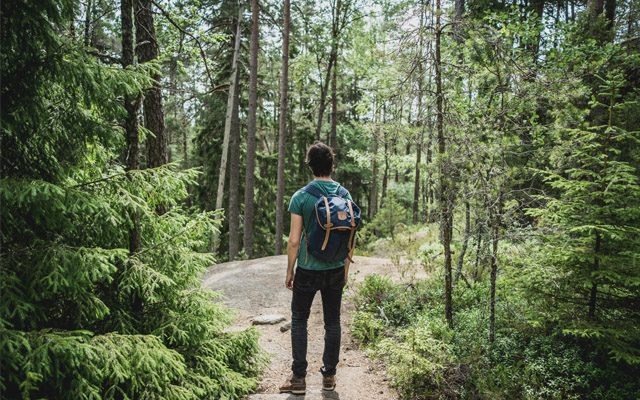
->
<box><xmin>1</xmin><ymin>0</ymin><xmax>639</xmax><ymax>398</ymax></box>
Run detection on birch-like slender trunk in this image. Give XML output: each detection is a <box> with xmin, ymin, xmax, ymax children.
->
<box><xmin>215</xmin><ymin>9</ymin><xmax>242</xmax><ymax>211</ymax></box>
<box><xmin>274</xmin><ymin>0</ymin><xmax>290</xmax><ymax>255</ymax></box>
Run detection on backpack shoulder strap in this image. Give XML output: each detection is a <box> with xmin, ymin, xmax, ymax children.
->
<box><xmin>301</xmin><ymin>183</ymin><xmax>324</xmax><ymax>199</ymax></box>
<box><xmin>337</xmin><ymin>185</ymin><xmax>349</xmax><ymax>199</ymax></box>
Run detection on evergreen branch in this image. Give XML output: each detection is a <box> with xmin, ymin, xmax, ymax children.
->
<box><xmin>150</xmin><ymin>0</ymin><xmax>216</xmax><ymax>88</ymax></box>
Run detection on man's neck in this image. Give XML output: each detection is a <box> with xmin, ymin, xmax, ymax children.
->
<box><xmin>313</xmin><ymin>176</ymin><xmax>333</xmax><ymax>182</ymax></box>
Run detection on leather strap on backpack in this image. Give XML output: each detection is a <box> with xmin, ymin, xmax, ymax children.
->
<box><xmin>321</xmin><ymin>196</ymin><xmax>333</xmax><ymax>250</ymax></box>
<box><xmin>346</xmin><ymin>200</ymin><xmax>356</xmax><ymax>262</ymax></box>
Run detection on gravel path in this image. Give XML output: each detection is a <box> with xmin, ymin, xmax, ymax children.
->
<box><xmin>202</xmin><ymin>255</ymin><xmax>422</xmax><ymax>400</ymax></box>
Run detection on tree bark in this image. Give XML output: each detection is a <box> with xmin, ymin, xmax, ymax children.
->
<box><xmin>472</xmin><ymin>224</ymin><xmax>482</xmax><ymax>281</ymax></box>
<box><xmin>275</xmin><ymin>0</ymin><xmax>290</xmax><ymax>255</ymax></box>
<box><xmin>215</xmin><ymin>9</ymin><xmax>242</xmax><ymax>212</ymax></box>
<box><xmin>381</xmin><ymin>133</ymin><xmax>389</xmax><ymax>207</ymax></box>
<box><xmin>413</xmin><ymin>1</ymin><xmax>426</xmax><ymax>224</ymax></box>
<box><xmin>604</xmin><ymin>0</ymin><xmax>616</xmax><ymax>30</ymax></box>
<box><xmin>315</xmin><ymin>56</ymin><xmax>334</xmax><ymax>140</ymax></box>
<box><xmin>530</xmin><ymin>0</ymin><xmax>545</xmax><ymax>59</ymax></box>
<box><xmin>243</xmin><ymin>0</ymin><xmax>260</xmax><ymax>258</ymax></box>
<box><xmin>453</xmin><ymin>0</ymin><xmax>464</xmax><ymax>42</ymax></box>
<box><xmin>588</xmin><ymin>231</ymin><xmax>601</xmax><ymax>319</ymax></box>
<box><xmin>489</xmin><ymin>216</ymin><xmax>499</xmax><ymax>343</ymax></box>
<box><xmin>228</xmin><ymin>68</ymin><xmax>241</xmax><ymax>261</ymax></box>
<box><xmin>369</xmin><ymin>107</ymin><xmax>379</xmax><ymax>219</ymax></box>
<box><xmin>330</xmin><ymin>48</ymin><xmax>338</xmax><ymax>150</ymax></box>
<box><xmin>329</xmin><ymin>0</ymin><xmax>340</xmax><ymax>151</ymax></box>
<box><xmin>413</xmin><ymin>127</ymin><xmax>423</xmax><ymax>223</ymax></box>
<box><xmin>121</xmin><ymin>0</ymin><xmax>141</xmax><ymax>255</ymax></box>
<box><xmin>588</xmin><ymin>0</ymin><xmax>605</xmax><ymax>20</ymax></box>
<box><xmin>454</xmin><ymin>199</ymin><xmax>471</xmax><ymax>284</ymax></box>
<box><xmin>435</xmin><ymin>0</ymin><xmax>453</xmax><ymax>326</ymax></box>
<box><xmin>135</xmin><ymin>0</ymin><xmax>167</xmax><ymax>168</ymax></box>
<box><xmin>84</xmin><ymin>0</ymin><xmax>93</xmax><ymax>46</ymax></box>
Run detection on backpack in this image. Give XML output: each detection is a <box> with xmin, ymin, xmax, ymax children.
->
<box><xmin>301</xmin><ymin>183</ymin><xmax>361</xmax><ymax>263</ymax></box>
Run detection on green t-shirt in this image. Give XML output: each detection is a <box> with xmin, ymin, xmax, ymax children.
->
<box><xmin>288</xmin><ymin>180</ymin><xmax>353</xmax><ymax>271</ymax></box>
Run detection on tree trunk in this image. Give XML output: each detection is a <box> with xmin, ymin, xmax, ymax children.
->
<box><xmin>489</xmin><ymin>216</ymin><xmax>499</xmax><ymax>343</ymax></box>
<box><xmin>315</xmin><ymin>57</ymin><xmax>334</xmax><ymax>140</ymax></box>
<box><xmin>215</xmin><ymin>10</ymin><xmax>242</xmax><ymax>211</ymax></box>
<box><xmin>121</xmin><ymin>0</ymin><xmax>141</xmax><ymax>255</ymax></box>
<box><xmin>412</xmin><ymin>2</ymin><xmax>426</xmax><ymax>224</ymax></box>
<box><xmin>588</xmin><ymin>0</ymin><xmax>605</xmax><ymax>20</ymax></box>
<box><xmin>454</xmin><ymin>199</ymin><xmax>471</xmax><ymax>284</ymax></box>
<box><xmin>329</xmin><ymin>0</ymin><xmax>340</xmax><ymax>151</ymax></box>
<box><xmin>243</xmin><ymin>0</ymin><xmax>259</xmax><ymax>258</ymax></box>
<box><xmin>369</xmin><ymin>102</ymin><xmax>379</xmax><ymax>219</ymax></box>
<box><xmin>454</xmin><ymin>0</ymin><xmax>464</xmax><ymax>41</ymax></box>
<box><xmin>330</xmin><ymin>49</ymin><xmax>338</xmax><ymax>150</ymax></box>
<box><xmin>413</xmin><ymin>129</ymin><xmax>423</xmax><ymax>223</ymax></box>
<box><xmin>588</xmin><ymin>231</ymin><xmax>601</xmax><ymax>319</ymax></box>
<box><xmin>604</xmin><ymin>0</ymin><xmax>616</xmax><ymax>30</ymax></box>
<box><xmin>84</xmin><ymin>0</ymin><xmax>92</xmax><ymax>46</ymax></box>
<box><xmin>435</xmin><ymin>0</ymin><xmax>453</xmax><ymax>326</ymax></box>
<box><xmin>530</xmin><ymin>0</ymin><xmax>545</xmax><ymax>59</ymax></box>
<box><xmin>135</xmin><ymin>0</ymin><xmax>166</xmax><ymax>168</ymax></box>
<box><xmin>182</xmin><ymin>125</ymin><xmax>188</xmax><ymax>166</ymax></box>
<box><xmin>425</xmin><ymin>113</ymin><xmax>435</xmax><ymax>222</ymax></box>
<box><xmin>228</xmin><ymin>69</ymin><xmax>241</xmax><ymax>261</ymax></box>
<box><xmin>381</xmin><ymin>134</ymin><xmax>389</xmax><ymax>207</ymax></box>
<box><xmin>472</xmin><ymin>224</ymin><xmax>482</xmax><ymax>281</ymax></box>
<box><xmin>275</xmin><ymin>0</ymin><xmax>290</xmax><ymax>255</ymax></box>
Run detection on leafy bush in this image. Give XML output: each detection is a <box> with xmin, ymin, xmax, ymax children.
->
<box><xmin>351</xmin><ymin>273</ymin><xmax>640</xmax><ymax>400</ymax></box>
<box><xmin>375</xmin><ymin>324</ymin><xmax>466</xmax><ymax>400</ymax></box>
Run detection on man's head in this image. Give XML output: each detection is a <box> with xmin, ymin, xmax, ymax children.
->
<box><xmin>306</xmin><ymin>141</ymin><xmax>334</xmax><ymax>177</ymax></box>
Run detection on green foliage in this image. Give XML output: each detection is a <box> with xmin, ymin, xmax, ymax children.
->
<box><xmin>351</xmin><ymin>271</ymin><xmax>640</xmax><ymax>400</ymax></box>
<box><xmin>525</xmin><ymin>74</ymin><xmax>640</xmax><ymax>365</ymax></box>
<box><xmin>0</xmin><ymin>1</ymin><xmax>264</xmax><ymax>398</ymax></box>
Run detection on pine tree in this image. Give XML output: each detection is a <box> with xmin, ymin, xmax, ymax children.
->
<box><xmin>527</xmin><ymin>74</ymin><xmax>640</xmax><ymax>365</ymax></box>
<box><xmin>0</xmin><ymin>1</ymin><xmax>264</xmax><ymax>397</ymax></box>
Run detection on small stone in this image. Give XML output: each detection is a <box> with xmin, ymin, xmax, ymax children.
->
<box><xmin>280</xmin><ymin>322</ymin><xmax>291</xmax><ymax>332</ymax></box>
<box><xmin>251</xmin><ymin>314</ymin><xmax>286</xmax><ymax>325</ymax></box>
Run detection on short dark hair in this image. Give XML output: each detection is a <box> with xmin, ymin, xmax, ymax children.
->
<box><xmin>306</xmin><ymin>141</ymin><xmax>334</xmax><ymax>177</ymax></box>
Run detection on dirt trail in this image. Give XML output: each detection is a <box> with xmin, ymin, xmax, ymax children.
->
<box><xmin>202</xmin><ymin>255</ymin><xmax>420</xmax><ymax>400</ymax></box>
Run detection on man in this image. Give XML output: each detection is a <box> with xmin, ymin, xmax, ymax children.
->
<box><xmin>279</xmin><ymin>142</ymin><xmax>353</xmax><ymax>395</ymax></box>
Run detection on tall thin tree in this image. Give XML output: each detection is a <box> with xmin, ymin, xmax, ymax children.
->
<box><xmin>275</xmin><ymin>0</ymin><xmax>291</xmax><ymax>254</ymax></box>
<box><xmin>243</xmin><ymin>0</ymin><xmax>260</xmax><ymax>258</ymax></box>
<box><xmin>329</xmin><ymin>0</ymin><xmax>341</xmax><ymax>150</ymax></box>
<box><xmin>121</xmin><ymin>0</ymin><xmax>141</xmax><ymax>254</ymax></box>
<box><xmin>215</xmin><ymin>8</ymin><xmax>242</xmax><ymax>212</ymax></box>
<box><xmin>435</xmin><ymin>0</ymin><xmax>454</xmax><ymax>326</ymax></box>
<box><xmin>413</xmin><ymin>0</ymin><xmax>426</xmax><ymax>224</ymax></box>
<box><xmin>228</xmin><ymin>67</ymin><xmax>242</xmax><ymax>260</ymax></box>
<box><xmin>369</xmin><ymin>101</ymin><xmax>380</xmax><ymax>219</ymax></box>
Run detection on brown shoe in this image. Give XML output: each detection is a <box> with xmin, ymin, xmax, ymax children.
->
<box><xmin>279</xmin><ymin>374</ymin><xmax>306</xmax><ymax>395</ymax></box>
<box><xmin>322</xmin><ymin>374</ymin><xmax>336</xmax><ymax>391</ymax></box>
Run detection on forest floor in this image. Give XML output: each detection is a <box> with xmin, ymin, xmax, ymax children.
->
<box><xmin>202</xmin><ymin>255</ymin><xmax>425</xmax><ymax>400</ymax></box>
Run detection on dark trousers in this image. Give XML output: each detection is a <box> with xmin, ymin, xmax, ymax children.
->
<box><xmin>291</xmin><ymin>266</ymin><xmax>345</xmax><ymax>378</ymax></box>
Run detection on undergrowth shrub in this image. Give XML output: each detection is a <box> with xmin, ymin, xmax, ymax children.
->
<box><xmin>351</xmin><ymin>273</ymin><xmax>640</xmax><ymax>400</ymax></box>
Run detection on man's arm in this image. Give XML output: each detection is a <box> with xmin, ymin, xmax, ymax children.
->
<box><xmin>286</xmin><ymin>213</ymin><xmax>303</xmax><ymax>290</ymax></box>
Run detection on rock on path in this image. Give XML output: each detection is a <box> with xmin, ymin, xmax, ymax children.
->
<box><xmin>202</xmin><ymin>255</ymin><xmax>423</xmax><ymax>400</ymax></box>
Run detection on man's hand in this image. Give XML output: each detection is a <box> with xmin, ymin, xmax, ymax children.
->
<box><xmin>285</xmin><ymin>270</ymin><xmax>294</xmax><ymax>290</ymax></box>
